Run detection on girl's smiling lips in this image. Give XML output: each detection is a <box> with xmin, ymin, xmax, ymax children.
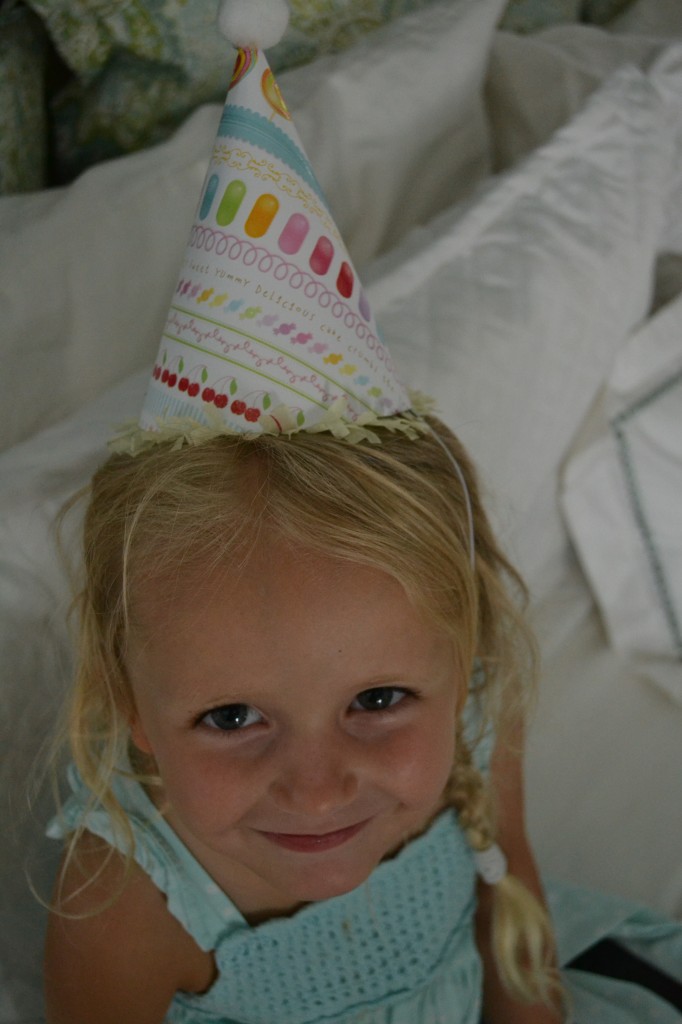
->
<box><xmin>257</xmin><ymin>818</ymin><xmax>372</xmax><ymax>853</ymax></box>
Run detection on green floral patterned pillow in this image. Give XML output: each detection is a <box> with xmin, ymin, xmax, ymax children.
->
<box><xmin>271</xmin><ymin>0</ymin><xmax>441</xmax><ymax>68</ymax></box>
<box><xmin>25</xmin><ymin>0</ymin><xmax>229</xmax><ymax>180</ymax></box>
<box><xmin>498</xmin><ymin>0</ymin><xmax>635</xmax><ymax>32</ymax></box>
<box><xmin>24</xmin><ymin>0</ymin><xmax>445</xmax><ymax>183</ymax></box>
<box><xmin>0</xmin><ymin>0</ymin><xmax>49</xmax><ymax>193</ymax></box>
<box><xmin>581</xmin><ymin>0</ymin><xmax>637</xmax><ymax>25</ymax></box>
<box><xmin>499</xmin><ymin>0</ymin><xmax>581</xmax><ymax>33</ymax></box>
<box><xmin>19</xmin><ymin>0</ymin><xmax>639</xmax><ymax>188</ymax></box>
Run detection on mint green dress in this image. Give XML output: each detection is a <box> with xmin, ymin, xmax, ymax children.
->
<box><xmin>48</xmin><ymin>763</ymin><xmax>682</xmax><ymax>1024</ymax></box>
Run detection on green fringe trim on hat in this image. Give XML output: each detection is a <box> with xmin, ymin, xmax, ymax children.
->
<box><xmin>109</xmin><ymin>392</ymin><xmax>436</xmax><ymax>456</ymax></box>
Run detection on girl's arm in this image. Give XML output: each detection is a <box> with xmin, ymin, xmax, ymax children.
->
<box><xmin>475</xmin><ymin>727</ymin><xmax>563</xmax><ymax>1024</ymax></box>
<box><xmin>44</xmin><ymin>831</ymin><xmax>216</xmax><ymax>1024</ymax></box>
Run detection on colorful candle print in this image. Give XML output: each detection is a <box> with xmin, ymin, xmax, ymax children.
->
<box><xmin>262</xmin><ymin>67</ymin><xmax>291</xmax><ymax>120</ymax></box>
<box><xmin>309</xmin><ymin>236</ymin><xmax>334</xmax><ymax>275</ymax></box>
<box><xmin>278</xmin><ymin>213</ymin><xmax>310</xmax><ymax>255</ymax></box>
<box><xmin>216</xmin><ymin>179</ymin><xmax>247</xmax><ymax>226</ymax></box>
<box><xmin>336</xmin><ymin>261</ymin><xmax>353</xmax><ymax>299</ymax></box>
<box><xmin>244</xmin><ymin>194</ymin><xmax>279</xmax><ymax>237</ymax></box>
<box><xmin>199</xmin><ymin>174</ymin><xmax>219</xmax><ymax>220</ymax></box>
<box><xmin>230</xmin><ymin>48</ymin><xmax>255</xmax><ymax>91</ymax></box>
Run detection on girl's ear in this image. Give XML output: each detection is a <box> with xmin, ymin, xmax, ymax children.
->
<box><xmin>129</xmin><ymin>714</ymin><xmax>154</xmax><ymax>755</ymax></box>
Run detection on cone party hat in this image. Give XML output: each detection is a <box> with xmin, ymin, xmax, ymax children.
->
<box><xmin>118</xmin><ymin>0</ymin><xmax>425</xmax><ymax>453</ymax></box>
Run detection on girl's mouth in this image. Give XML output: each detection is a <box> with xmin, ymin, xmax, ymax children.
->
<box><xmin>258</xmin><ymin>819</ymin><xmax>371</xmax><ymax>853</ymax></box>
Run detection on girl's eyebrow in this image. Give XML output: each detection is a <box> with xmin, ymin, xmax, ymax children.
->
<box><xmin>350</xmin><ymin>672</ymin><xmax>424</xmax><ymax>689</ymax></box>
<box><xmin>177</xmin><ymin>686</ymin><xmax>250</xmax><ymax>711</ymax></box>
<box><xmin>182</xmin><ymin>669</ymin><xmax>434</xmax><ymax>709</ymax></box>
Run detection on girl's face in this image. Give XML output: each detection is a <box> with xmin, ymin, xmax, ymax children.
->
<box><xmin>127</xmin><ymin>536</ymin><xmax>461</xmax><ymax>920</ymax></box>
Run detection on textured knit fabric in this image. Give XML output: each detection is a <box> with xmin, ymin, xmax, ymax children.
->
<box><xmin>48</xmin><ymin>769</ymin><xmax>483</xmax><ymax>1024</ymax></box>
<box><xmin>47</xmin><ymin>761</ymin><xmax>682</xmax><ymax>1024</ymax></box>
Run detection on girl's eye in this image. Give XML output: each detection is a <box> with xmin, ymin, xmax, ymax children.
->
<box><xmin>351</xmin><ymin>687</ymin><xmax>409</xmax><ymax>712</ymax></box>
<box><xmin>201</xmin><ymin>704</ymin><xmax>263</xmax><ymax>732</ymax></box>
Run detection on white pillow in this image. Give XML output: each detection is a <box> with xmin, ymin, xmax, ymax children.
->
<box><xmin>0</xmin><ymin>108</ymin><xmax>211</xmax><ymax>456</ymax></box>
<box><xmin>0</xmin><ymin>0</ymin><xmax>504</xmax><ymax>455</ymax></box>
<box><xmin>486</xmin><ymin>24</ymin><xmax>674</xmax><ymax>173</ymax></box>
<box><xmin>0</xmin><ymin>372</ymin><xmax>149</xmax><ymax>1024</ymax></box>
<box><xmin>283</xmin><ymin>0</ymin><xmax>506</xmax><ymax>267</ymax></box>
<box><xmin>562</xmin><ymin>292</ymin><xmax>682</xmax><ymax>677</ymax></box>
<box><xmin>368</xmin><ymin>63</ymin><xmax>677</xmax><ymax>580</ymax></box>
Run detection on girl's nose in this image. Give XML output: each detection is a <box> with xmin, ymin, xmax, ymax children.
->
<box><xmin>269</xmin><ymin>733</ymin><xmax>360</xmax><ymax>817</ymax></box>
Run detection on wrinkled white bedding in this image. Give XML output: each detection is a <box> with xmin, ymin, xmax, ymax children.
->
<box><xmin>1</xmin><ymin>1</ymin><xmax>681</xmax><ymax>1021</ymax></box>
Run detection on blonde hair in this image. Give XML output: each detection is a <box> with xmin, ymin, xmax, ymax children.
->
<box><xmin>54</xmin><ymin>416</ymin><xmax>559</xmax><ymax>1005</ymax></box>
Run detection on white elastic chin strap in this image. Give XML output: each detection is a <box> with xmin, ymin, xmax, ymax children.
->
<box><xmin>425</xmin><ymin>424</ymin><xmax>476</xmax><ymax>571</ymax></box>
<box><xmin>424</xmin><ymin>427</ymin><xmax>511</xmax><ymax>886</ymax></box>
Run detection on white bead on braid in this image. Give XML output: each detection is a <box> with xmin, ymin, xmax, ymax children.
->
<box><xmin>472</xmin><ymin>843</ymin><xmax>508</xmax><ymax>886</ymax></box>
<box><xmin>218</xmin><ymin>0</ymin><xmax>290</xmax><ymax>49</ymax></box>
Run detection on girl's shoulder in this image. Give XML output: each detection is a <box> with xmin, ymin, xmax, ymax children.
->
<box><xmin>47</xmin><ymin>761</ymin><xmax>248</xmax><ymax>948</ymax></box>
<box><xmin>45</xmin><ymin>830</ymin><xmax>215</xmax><ymax>1024</ymax></box>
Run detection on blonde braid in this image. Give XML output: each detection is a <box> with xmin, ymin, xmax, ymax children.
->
<box><xmin>448</xmin><ymin>728</ymin><xmax>562</xmax><ymax>1009</ymax></box>
<box><xmin>448</xmin><ymin>727</ymin><xmax>496</xmax><ymax>850</ymax></box>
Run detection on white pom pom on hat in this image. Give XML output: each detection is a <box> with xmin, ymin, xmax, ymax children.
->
<box><xmin>218</xmin><ymin>0</ymin><xmax>290</xmax><ymax>50</ymax></box>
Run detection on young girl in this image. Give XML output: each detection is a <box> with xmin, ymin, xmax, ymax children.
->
<box><xmin>43</xmin><ymin>422</ymin><xmax>682</xmax><ymax>1024</ymax></box>
<box><xmin>44</xmin><ymin>4</ymin><xmax>682</xmax><ymax>1022</ymax></box>
<box><xmin>44</xmin><ymin>422</ymin><xmax>563</xmax><ymax>1024</ymax></box>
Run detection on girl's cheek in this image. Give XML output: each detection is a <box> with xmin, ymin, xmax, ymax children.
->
<box><xmin>381</xmin><ymin>724</ymin><xmax>455</xmax><ymax>801</ymax></box>
<box><xmin>164</xmin><ymin>754</ymin><xmax>265</xmax><ymax>816</ymax></box>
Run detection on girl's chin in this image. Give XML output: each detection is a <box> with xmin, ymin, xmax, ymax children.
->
<box><xmin>277</xmin><ymin>866</ymin><xmax>374</xmax><ymax>904</ymax></box>
<box><xmin>252</xmin><ymin>848</ymin><xmax>381</xmax><ymax>907</ymax></box>
<box><xmin>233</xmin><ymin>861</ymin><xmax>377</xmax><ymax>921</ymax></box>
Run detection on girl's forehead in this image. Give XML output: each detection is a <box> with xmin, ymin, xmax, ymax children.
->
<box><xmin>132</xmin><ymin>540</ymin><xmax>404</xmax><ymax>636</ymax></box>
<box><xmin>132</xmin><ymin>537</ymin><xmax>363</xmax><ymax>616</ymax></box>
<box><xmin>126</xmin><ymin>538</ymin><xmax>456</xmax><ymax>683</ymax></box>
